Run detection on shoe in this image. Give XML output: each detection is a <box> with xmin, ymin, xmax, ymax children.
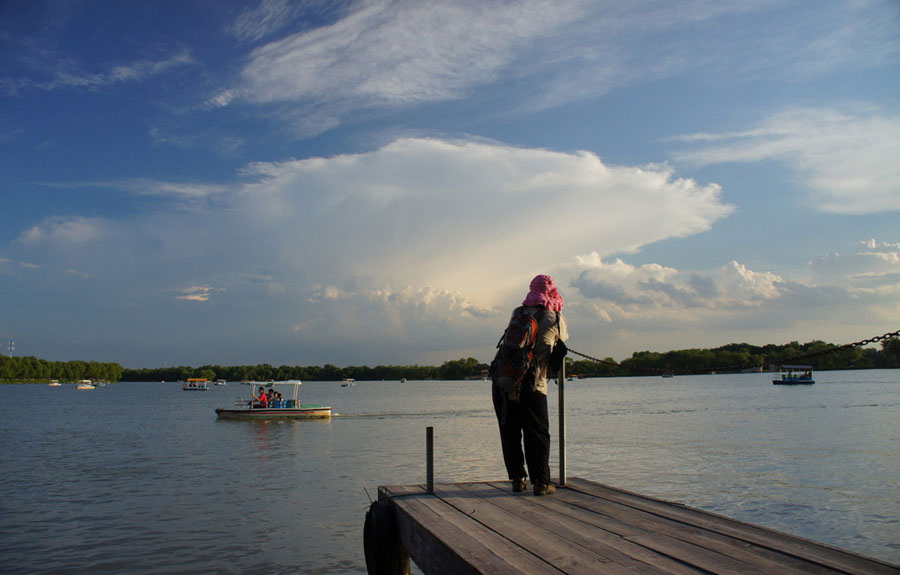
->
<box><xmin>533</xmin><ymin>483</ymin><xmax>556</xmax><ymax>496</ymax></box>
<box><xmin>512</xmin><ymin>478</ymin><xmax>527</xmax><ymax>493</ymax></box>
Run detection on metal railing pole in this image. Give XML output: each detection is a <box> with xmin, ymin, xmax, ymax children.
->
<box><xmin>558</xmin><ymin>361</ymin><xmax>566</xmax><ymax>487</ymax></box>
<box><xmin>426</xmin><ymin>426</ymin><xmax>434</xmax><ymax>494</ymax></box>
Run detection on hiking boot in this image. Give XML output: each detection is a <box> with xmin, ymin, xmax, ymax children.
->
<box><xmin>533</xmin><ymin>483</ymin><xmax>556</xmax><ymax>496</ymax></box>
<box><xmin>512</xmin><ymin>478</ymin><xmax>527</xmax><ymax>493</ymax></box>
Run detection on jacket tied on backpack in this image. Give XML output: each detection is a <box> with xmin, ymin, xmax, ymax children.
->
<box><xmin>490</xmin><ymin>305</ymin><xmax>568</xmax><ymax>401</ymax></box>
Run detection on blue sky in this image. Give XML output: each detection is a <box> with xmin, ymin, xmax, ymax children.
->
<box><xmin>2</xmin><ymin>0</ymin><xmax>899</xmax><ymax>369</ymax></box>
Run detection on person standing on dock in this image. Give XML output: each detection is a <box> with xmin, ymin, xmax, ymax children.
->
<box><xmin>492</xmin><ymin>274</ymin><xmax>568</xmax><ymax>496</ymax></box>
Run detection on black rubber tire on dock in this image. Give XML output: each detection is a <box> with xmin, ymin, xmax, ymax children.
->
<box><xmin>364</xmin><ymin>500</ymin><xmax>404</xmax><ymax>575</ymax></box>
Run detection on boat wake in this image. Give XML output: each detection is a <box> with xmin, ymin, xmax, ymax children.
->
<box><xmin>331</xmin><ymin>409</ymin><xmax>494</xmax><ymax>419</ymax></box>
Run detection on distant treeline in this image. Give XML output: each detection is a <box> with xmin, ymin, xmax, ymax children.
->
<box><xmin>567</xmin><ymin>339</ymin><xmax>900</xmax><ymax>378</ymax></box>
<box><xmin>0</xmin><ymin>355</ymin><xmax>123</xmax><ymax>383</ymax></box>
<box><xmin>2</xmin><ymin>339</ymin><xmax>898</xmax><ymax>384</ymax></box>
<box><xmin>118</xmin><ymin>357</ymin><xmax>482</xmax><ymax>383</ymax></box>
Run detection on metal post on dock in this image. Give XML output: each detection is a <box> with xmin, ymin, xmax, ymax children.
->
<box><xmin>558</xmin><ymin>362</ymin><xmax>566</xmax><ymax>487</ymax></box>
<box><xmin>426</xmin><ymin>426</ymin><xmax>434</xmax><ymax>494</ymax></box>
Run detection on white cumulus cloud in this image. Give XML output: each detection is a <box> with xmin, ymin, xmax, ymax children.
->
<box><xmin>230</xmin><ymin>137</ymin><xmax>733</xmax><ymax>303</ymax></box>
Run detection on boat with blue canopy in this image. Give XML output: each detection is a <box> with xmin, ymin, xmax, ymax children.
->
<box><xmin>215</xmin><ymin>380</ymin><xmax>332</xmax><ymax>419</ymax></box>
<box><xmin>773</xmin><ymin>365</ymin><xmax>815</xmax><ymax>385</ymax></box>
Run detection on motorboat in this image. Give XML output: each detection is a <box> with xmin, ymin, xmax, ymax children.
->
<box><xmin>216</xmin><ymin>380</ymin><xmax>332</xmax><ymax>420</ymax></box>
<box><xmin>773</xmin><ymin>365</ymin><xmax>815</xmax><ymax>385</ymax></box>
<box><xmin>183</xmin><ymin>378</ymin><xmax>209</xmax><ymax>391</ymax></box>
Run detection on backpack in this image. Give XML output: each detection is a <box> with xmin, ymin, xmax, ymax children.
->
<box><xmin>490</xmin><ymin>307</ymin><xmax>544</xmax><ymax>399</ymax></box>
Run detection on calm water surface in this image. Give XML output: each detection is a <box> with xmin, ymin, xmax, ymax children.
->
<box><xmin>1</xmin><ymin>371</ymin><xmax>898</xmax><ymax>573</ymax></box>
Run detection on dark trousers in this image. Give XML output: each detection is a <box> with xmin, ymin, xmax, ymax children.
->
<box><xmin>492</xmin><ymin>383</ymin><xmax>551</xmax><ymax>486</ymax></box>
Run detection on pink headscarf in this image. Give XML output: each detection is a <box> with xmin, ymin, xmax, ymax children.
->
<box><xmin>523</xmin><ymin>274</ymin><xmax>564</xmax><ymax>312</ymax></box>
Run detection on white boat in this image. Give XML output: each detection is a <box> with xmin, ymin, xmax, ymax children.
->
<box><xmin>341</xmin><ymin>378</ymin><xmax>355</xmax><ymax>387</ymax></box>
<box><xmin>49</xmin><ymin>380</ymin><xmax>61</xmax><ymax>387</ymax></box>
<box><xmin>215</xmin><ymin>379</ymin><xmax>227</xmax><ymax>386</ymax></box>
<box><xmin>76</xmin><ymin>380</ymin><xmax>95</xmax><ymax>390</ymax></box>
<box><xmin>216</xmin><ymin>380</ymin><xmax>332</xmax><ymax>420</ymax></box>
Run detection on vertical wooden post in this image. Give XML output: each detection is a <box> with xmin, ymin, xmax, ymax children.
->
<box><xmin>426</xmin><ymin>426</ymin><xmax>434</xmax><ymax>494</ymax></box>
<box><xmin>558</xmin><ymin>361</ymin><xmax>566</xmax><ymax>487</ymax></box>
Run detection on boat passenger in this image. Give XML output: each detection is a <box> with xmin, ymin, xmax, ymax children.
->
<box><xmin>254</xmin><ymin>386</ymin><xmax>269</xmax><ymax>408</ymax></box>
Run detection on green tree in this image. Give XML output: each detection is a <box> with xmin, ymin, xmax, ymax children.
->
<box><xmin>436</xmin><ymin>357</ymin><xmax>480</xmax><ymax>380</ymax></box>
<box><xmin>881</xmin><ymin>337</ymin><xmax>900</xmax><ymax>368</ymax></box>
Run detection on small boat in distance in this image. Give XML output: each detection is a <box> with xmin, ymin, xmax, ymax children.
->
<box><xmin>76</xmin><ymin>380</ymin><xmax>95</xmax><ymax>390</ymax></box>
<box><xmin>773</xmin><ymin>365</ymin><xmax>815</xmax><ymax>385</ymax></box>
<box><xmin>183</xmin><ymin>378</ymin><xmax>209</xmax><ymax>391</ymax></box>
<box><xmin>215</xmin><ymin>379</ymin><xmax>227</xmax><ymax>386</ymax></box>
<box><xmin>49</xmin><ymin>380</ymin><xmax>61</xmax><ymax>387</ymax></box>
<box><xmin>341</xmin><ymin>378</ymin><xmax>355</xmax><ymax>387</ymax></box>
<box><xmin>216</xmin><ymin>380</ymin><xmax>331</xmax><ymax>420</ymax></box>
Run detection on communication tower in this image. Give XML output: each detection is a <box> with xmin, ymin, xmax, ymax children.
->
<box><xmin>8</xmin><ymin>338</ymin><xmax>14</xmax><ymax>357</ymax></box>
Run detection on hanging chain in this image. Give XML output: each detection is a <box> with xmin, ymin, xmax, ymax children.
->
<box><xmin>568</xmin><ymin>329</ymin><xmax>900</xmax><ymax>376</ymax></box>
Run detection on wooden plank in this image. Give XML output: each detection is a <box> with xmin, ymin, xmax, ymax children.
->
<box><xmin>473</xmin><ymin>482</ymin><xmax>711</xmax><ymax>575</ymax></box>
<box><xmin>492</xmin><ymin>481</ymin><xmax>827</xmax><ymax>575</ymax></box>
<box><xmin>483</xmin><ymin>481</ymin><xmax>646</xmax><ymax>537</ymax></box>
<box><xmin>537</xmin><ymin>482</ymin><xmax>842</xmax><ymax>575</ymax></box>
<box><xmin>382</xmin><ymin>484</ymin><xmax>566</xmax><ymax>575</ymax></box>
<box><xmin>430</xmin><ymin>483</ymin><xmax>633</xmax><ymax>575</ymax></box>
<box><xmin>566</xmin><ymin>478</ymin><xmax>900</xmax><ymax>575</ymax></box>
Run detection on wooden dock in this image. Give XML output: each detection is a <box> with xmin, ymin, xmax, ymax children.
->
<box><xmin>365</xmin><ymin>477</ymin><xmax>899</xmax><ymax>575</ymax></box>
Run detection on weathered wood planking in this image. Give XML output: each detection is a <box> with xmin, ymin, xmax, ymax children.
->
<box><xmin>372</xmin><ymin>477</ymin><xmax>899</xmax><ymax>575</ymax></box>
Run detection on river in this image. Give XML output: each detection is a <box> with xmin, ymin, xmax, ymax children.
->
<box><xmin>1</xmin><ymin>370</ymin><xmax>898</xmax><ymax>573</ymax></box>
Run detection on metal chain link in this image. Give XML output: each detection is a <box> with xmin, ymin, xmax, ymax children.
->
<box><xmin>568</xmin><ymin>329</ymin><xmax>900</xmax><ymax>376</ymax></box>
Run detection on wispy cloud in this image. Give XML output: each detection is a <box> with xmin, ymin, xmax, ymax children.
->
<box><xmin>0</xmin><ymin>257</ymin><xmax>40</xmax><ymax>270</ymax></box>
<box><xmin>176</xmin><ymin>285</ymin><xmax>223</xmax><ymax>302</ymax></box>
<box><xmin>2</xmin><ymin>47</ymin><xmax>195</xmax><ymax>96</ymax></box>
<box><xmin>229</xmin><ymin>1</ymin><xmax>574</xmax><ymax>107</ymax></box>
<box><xmin>208</xmin><ymin>0</ymin><xmax>586</xmax><ymax>131</ymax></box>
<box><xmin>789</xmin><ymin>0</ymin><xmax>900</xmax><ymax>76</ymax></box>
<box><xmin>671</xmin><ymin>106</ymin><xmax>900</xmax><ymax>214</ymax></box>
<box><xmin>226</xmin><ymin>0</ymin><xmax>343</xmax><ymax>43</ymax></box>
<box><xmin>18</xmin><ymin>216</ymin><xmax>107</xmax><ymax>246</ymax></box>
<box><xmin>810</xmin><ymin>239</ymin><xmax>900</xmax><ymax>285</ymax></box>
<box><xmin>212</xmin><ymin>0</ymin><xmax>900</xmax><ymax>135</ymax></box>
<box><xmin>36</xmin><ymin>178</ymin><xmax>230</xmax><ymax>200</ymax></box>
